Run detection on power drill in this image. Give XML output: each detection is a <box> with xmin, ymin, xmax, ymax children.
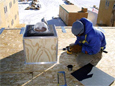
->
<box><xmin>62</xmin><ymin>46</ymin><xmax>72</xmax><ymax>54</ymax></box>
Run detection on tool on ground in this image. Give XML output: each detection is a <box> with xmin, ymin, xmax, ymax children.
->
<box><xmin>67</xmin><ymin>65</ymin><xmax>73</xmax><ymax>71</ymax></box>
<box><xmin>61</xmin><ymin>26</ymin><xmax>66</xmax><ymax>33</ymax></box>
<box><xmin>57</xmin><ymin>71</ymin><xmax>67</xmax><ymax>86</ymax></box>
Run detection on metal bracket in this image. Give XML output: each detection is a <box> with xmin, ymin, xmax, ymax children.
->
<box><xmin>20</xmin><ymin>27</ymin><xmax>25</xmax><ymax>34</ymax></box>
<box><xmin>57</xmin><ymin>71</ymin><xmax>67</xmax><ymax>86</ymax></box>
<box><xmin>61</xmin><ymin>26</ymin><xmax>66</xmax><ymax>33</ymax></box>
<box><xmin>0</xmin><ymin>28</ymin><xmax>5</xmax><ymax>35</ymax></box>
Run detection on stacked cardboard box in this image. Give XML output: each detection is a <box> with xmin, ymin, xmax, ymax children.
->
<box><xmin>59</xmin><ymin>5</ymin><xmax>88</xmax><ymax>26</ymax></box>
<box><xmin>97</xmin><ymin>0</ymin><xmax>114</xmax><ymax>26</ymax></box>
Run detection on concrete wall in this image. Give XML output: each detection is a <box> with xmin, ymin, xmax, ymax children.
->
<box><xmin>0</xmin><ymin>0</ymin><xmax>19</xmax><ymax>28</ymax></box>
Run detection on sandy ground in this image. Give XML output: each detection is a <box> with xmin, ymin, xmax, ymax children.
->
<box><xmin>0</xmin><ymin>27</ymin><xmax>115</xmax><ymax>86</ymax></box>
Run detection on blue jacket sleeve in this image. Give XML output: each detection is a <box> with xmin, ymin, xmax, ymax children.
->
<box><xmin>82</xmin><ymin>37</ymin><xmax>101</xmax><ymax>55</ymax></box>
<box><xmin>74</xmin><ymin>37</ymin><xmax>82</xmax><ymax>46</ymax></box>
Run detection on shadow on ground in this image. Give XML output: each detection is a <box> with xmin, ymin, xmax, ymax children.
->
<box><xmin>47</xmin><ymin>18</ymin><xmax>66</xmax><ymax>26</ymax></box>
<box><xmin>0</xmin><ymin>50</ymin><xmax>102</xmax><ymax>85</ymax></box>
<box><xmin>0</xmin><ymin>50</ymin><xmax>55</xmax><ymax>85</ymax></box>
<box><xmin>59</xmin><ymin>52</ymin><xmax>102</xmax><ymax>68</ymax></box>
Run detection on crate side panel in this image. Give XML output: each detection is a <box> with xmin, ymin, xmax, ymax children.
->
<box><xmin>24</xmin><ymin>37</ymin><xmax>57</xmax><ymax>63</ymax></box>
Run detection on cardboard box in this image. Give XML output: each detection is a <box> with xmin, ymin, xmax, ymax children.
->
<box><xmin>59</xmin><ymin>5</ymin><xmax>88</xmax><ymax>26</ymax></box>
<box><xmin>23</xmin><ymin>25</ymin><xmax>58</xmax><ymax>64</ymax></box>
<box><xmin>97</xmin><ymin>0</ymin><xmax>114</xmax><ymax>26</ymax></box>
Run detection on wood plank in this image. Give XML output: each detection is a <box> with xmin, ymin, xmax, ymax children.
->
<box><xmin>24</xmin><ymin>37</ymin><xmax>58</xmax><ymax>62</ymax></box>
<box><xmin>0</xmin><ymin>29</ymin><xmax>23</xmax><ymax>60</ymax></box>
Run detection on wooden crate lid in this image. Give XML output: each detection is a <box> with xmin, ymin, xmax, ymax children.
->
<box><xmin>60</xmin><ymin>5</ymin><xmax>81</xmax><ymax>13</ymax></box>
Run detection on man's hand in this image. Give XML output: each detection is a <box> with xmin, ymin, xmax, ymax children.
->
<box><xmin>69</xmin><ymin>44</ymin><xmax>82</xmax><ymax>53</ymax></box>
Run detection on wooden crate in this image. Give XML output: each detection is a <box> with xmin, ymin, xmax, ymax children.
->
<box><xmin>59</xmin><ymin>5</ymin><xmax>88</xmax><ymax>26</ymax></box>
<box><xmin>23</xmin><ymin>25</ymin><xmax>58</xmax><ymax>64</ymax></box>
<box><xmin>97</xmin><ymin>0</ymin><xmax>114</xmax><ymax>26</ymax></box>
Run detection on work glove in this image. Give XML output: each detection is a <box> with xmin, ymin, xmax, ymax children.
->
<box><xmin>69</xmin><ymin>44</ymin><xmax>82</xmax><ymax>53</ymax></box>
<box><xmin>63</xmin><ymin>44</ymin><xmax>82</xmax><ymax>54</ymax></box>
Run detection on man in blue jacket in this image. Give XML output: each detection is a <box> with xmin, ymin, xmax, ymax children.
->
<box><xmin>70</xmin><ymin>18</ymin><xmax>106</xmax><ymax>66</ymax></box>
<box><xmin>71</xmin><ymin>18</ymin><xmax>106</xmax><ymax>55</ymax></box>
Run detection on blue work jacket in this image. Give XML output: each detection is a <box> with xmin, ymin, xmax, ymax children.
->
<box><xmin>74</xmin><ymin>18</ymin><xmax>106</xmax><ymax>55</ymax></box>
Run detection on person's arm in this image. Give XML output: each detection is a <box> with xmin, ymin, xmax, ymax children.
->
<box><xmin>74</xmin><ymin>37</ymin><xmax>82</xmax><ymax>46</ymax></box>
<box><xmin>82</xmin><ymin>37</ymin><xmax>101</xmax><ymax>55</ymax></box>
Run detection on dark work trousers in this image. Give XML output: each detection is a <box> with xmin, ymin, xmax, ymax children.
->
<box><xmin>76</xmin><ymin>51</ymin><xmax>102</xmax><ymax>66</ymax></box>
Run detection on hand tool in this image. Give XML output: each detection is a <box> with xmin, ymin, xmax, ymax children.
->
<box><xmin>57</xmin><ymin>71</ymin><xmax>67</xmax><ymax>86</ymax></box>
<box><xmin>62</xmin><ymin>46</ymin><xmax>72</xmax><ymax>54</ymax></box>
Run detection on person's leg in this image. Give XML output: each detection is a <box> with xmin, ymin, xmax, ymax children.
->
<box><xmin>76</xmin><ymin>53</ymin><xmax>93</xmax><ymax>67</ymax></box>
<box><xmin>76</xmin><ymin>52</ymin><xmax>102</xmax><ymax>67</ymax></box>
<box><xmin>90</xmin><ymin>51</ymin><xmax>102</xmax><ymax>66</ymax></box>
